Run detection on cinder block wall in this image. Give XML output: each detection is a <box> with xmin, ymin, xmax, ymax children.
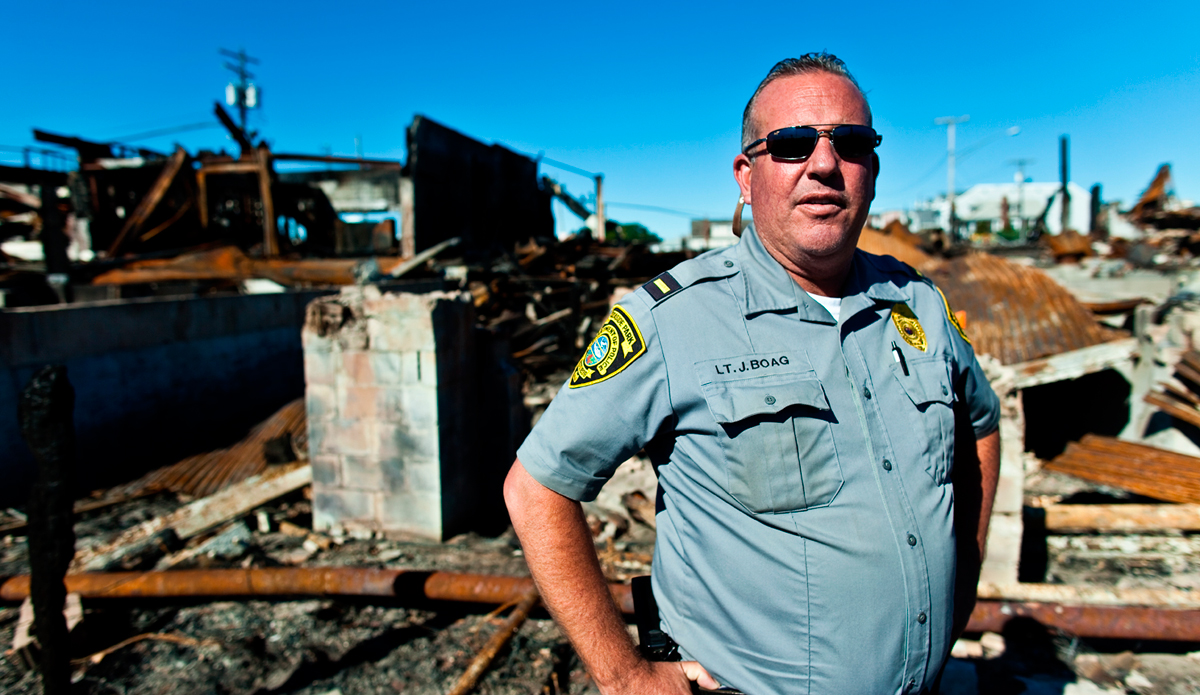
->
<box><xmin>0</xmin><ymin>290</ymin><xmax>329</xmax><ymax>506</ymax></box>
<box><xmin>304</xmin><ymin>286</ymin><xmax>490</xmax><ymax>541</ymax></box>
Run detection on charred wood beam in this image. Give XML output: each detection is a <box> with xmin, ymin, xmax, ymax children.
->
<box><xmin>272</xmin><ymin>153</ymin><xmax>401</xmax><ymax>170</ymax></box>
<box><xmin>447</xmin><ymin>587</ymin><xmax>540</xmax><ymax>695</ymax></box>
<box><xmin>18</xmin><ymin>366</ymin><xmax>77</xmax><ymax>695</ymax></box>
<box><xmin>0</xmin><ymin>164</ymin><xmax>69</xmax><ymax>187</ymax></box>
<box><xmin>32</xmin><ymin>129</ymin><xmax>113</xmax><ymax>162</ymax></box>
<box><xmin>106</xmin><ymin>146</ymin><xmax>189</xmax><ymax>256</ymax></box>
<box><xmin>212</xmin><ymin>102</ymin><xmax>253</xmax><ymax>156</ymax></box>
<box><xmin>1044</xmin><ymin>503</ymin><xmax>1200</xmax><ymax>532</ymax></box>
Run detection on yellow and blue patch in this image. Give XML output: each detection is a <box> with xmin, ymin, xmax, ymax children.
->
<box><xmin>570</xmin><ymin>305</ymin><xmax>646</xmax><ymax>388</ymax></box>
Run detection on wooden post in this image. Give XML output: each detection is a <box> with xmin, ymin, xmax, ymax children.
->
<box><xmin>257</xmin><ymin>147</ymin><xmax>278</xmax><ymax>257</ymax></box>
<box><xmin>594</xmin><ymin>174</ymin><xmax>605</xmax><ymax>243</ymax></box>
<box><xmin>18</xmin><ymin>366</ymin><xmax>77</xmax><ymax>695</ymax></box>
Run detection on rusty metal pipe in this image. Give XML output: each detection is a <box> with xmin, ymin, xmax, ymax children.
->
<box><xmin>966</xmin><ymin>601</ymin><xmax>1200</xmax><ymax>641</ymax></box>
<box><xmin>2</xmin><ymin>569</ymin><xmax>1193</xmax><ymax>641</ymax></box>
<box><xmin>0</xmin><ymin>569</ymin><xmax>635</xmax><ymax>614</ymax></box>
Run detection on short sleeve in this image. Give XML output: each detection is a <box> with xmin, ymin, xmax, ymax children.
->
<box><xmin>516</xmin><ymin>294</ymin><xmax>672</xmax><ymax>501</ymax></box>
<box><xmin>941</xmin><ymin>287</ymin><xmax>1001</xmax><ymax>438</ymax></box>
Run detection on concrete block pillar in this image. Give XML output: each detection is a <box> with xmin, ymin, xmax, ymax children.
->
<box><xmin>303</xmin><ymin>286</ymin><xmax>482</xmax><ymax>541</ymax></box>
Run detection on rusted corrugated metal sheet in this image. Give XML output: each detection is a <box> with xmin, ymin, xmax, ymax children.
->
<box><xmin>925</xmin><ymin>253</ymin><xmax>1122</xmax><ymax>365</ymax></box>
<box><xmin>127</xmin><ymin>399</ymin><xmax>307</xmax><ymax>498</ymax></box>
<box><xmin>1044</xmin><ymin>434</ymin><xmax>1200</xmax><ymax>504</ymax></box>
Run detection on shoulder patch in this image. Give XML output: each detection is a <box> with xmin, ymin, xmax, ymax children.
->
<box><xmin>934</xmin><ymin>285</ymin><xmax>971</xmax><ymax>345</ymax></box>
<box><xmin>642</xmin><ymin>272</ymin><xmax>681</xmax><ymax>302</ymax></box>
<box><xmin>570</xmin><ymin>305</ymin><xmax>647</xmax><ymax>388</ymax></box>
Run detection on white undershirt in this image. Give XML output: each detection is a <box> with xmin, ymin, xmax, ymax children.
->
<box><xmin>809</xmin><ymin>293</ymin><xmax>842</xmax><ymax>323</ymax></box>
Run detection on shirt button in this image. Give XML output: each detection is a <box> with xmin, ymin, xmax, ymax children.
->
<box><xmin>941</xmin><ymin>384</ymin><xmax>949</xmax><ymax>396</ymax></box>
<box><xmin>863</xmin><ymin>386</ymin><xmax>872</xmax><ymax>399</ymax></box>
<box><xmin>908</xmin><ymin>678</ymin><xmax>917</xmax><ymax>690</ymax></box>
<box><xmin>724</xmin><ymin>260</ymin><xmax>734</xmax><ymax>267</ymax></box>
<box><xmin>917</xmin><ymin>612</ymin><xmax>927</xmax><ymax>624</ymax></box>
<box><xmin>907</xmin><ymin>534</ymin><xmax>917</xmax><ymax>546</ymax></box>
<box><xmin>882</xmin><ymin>459</ymin><xmax>892</xmax><ymax>471</ymax></box>
<box><xmin>764</xmin><ymin>395</ymin><xmax>776</xmax><ymax>405</ymax></box>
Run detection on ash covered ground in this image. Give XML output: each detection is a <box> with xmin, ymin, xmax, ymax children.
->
<box><xmin>1</xmin><ymin>461</ymin><xmax>1198</xmax><ymax>694</ymax></box>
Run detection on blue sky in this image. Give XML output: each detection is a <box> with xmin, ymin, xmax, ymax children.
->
<box><xmin>3</xmin><ymin>1</ymin><xmax>1198</xmax><ymax>239</ymax></box>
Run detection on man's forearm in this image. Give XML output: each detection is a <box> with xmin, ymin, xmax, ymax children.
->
<box><xmin>970</xmin><ymin>430</ymin><xmax>1001</xmax><ymax>560</ymax></box>
<box><xmin>503</xmin><ymin>459</ymin><xmax>644</xmax><ymax>689</ymax></box>
<box><xmin>952</xmin><ymin>429</ymin><xmax>1001</xmax><ymax>637</ymax></box>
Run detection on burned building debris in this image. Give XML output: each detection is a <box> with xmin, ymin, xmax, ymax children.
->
<box><xmin>5</xmin><ymin>112</ymin><xmax>1200</xmax><ymax>694</ymax></box>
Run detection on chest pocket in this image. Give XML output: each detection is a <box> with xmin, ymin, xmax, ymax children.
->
<box><xmin>701</xmin><ymin>372</ymin><xmax>844</xmax><ymax>513</ymax></box>
<box><xmin>891</xmin><ymin>357</ymin><xmax>957</xmax><ymax>484</ymax></box>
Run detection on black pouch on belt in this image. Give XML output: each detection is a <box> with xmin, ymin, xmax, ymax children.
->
<box><xmin>631</xmin><ymin>576</ymin><xmax>747</xmax><ymax>695</ymax></box>
<box><xmin>632</xmin><ymin>575</ymin><xmax>680</xmax><ymax>661</ymax></box>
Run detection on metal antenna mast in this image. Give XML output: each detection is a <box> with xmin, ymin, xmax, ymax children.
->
<box><xmin>220</xmin><ymin>48</ymin><xmax>261</xmax><ymax>136</ymax></box>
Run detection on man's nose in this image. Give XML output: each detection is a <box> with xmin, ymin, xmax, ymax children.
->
<box><xmin>806</xmin><ymin>134</ymin><xmax>838</xmax><ymax>176</ymax></box>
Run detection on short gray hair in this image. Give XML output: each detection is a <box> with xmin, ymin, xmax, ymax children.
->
<box><xmin>741</xmin><ymin>53</ymin><xmax>870</xmax><ymax>150</ymax></box>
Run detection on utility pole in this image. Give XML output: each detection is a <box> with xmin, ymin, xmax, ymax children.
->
<box><xmin>1059</xmin><ymin>135</ymin><xmax>1071</xmax><ymax>234</ymax></box>
<box><xmin>594</xmin><ymin>175</ymin><xmax>606</xmax><ymax>243</ymax></box>
<box><xmin>935</xmin><ymin>115</ymin><xmax>969</xmax><ymax>240</ymax></box>
<box><xmin>220</xmin><ymin>48</ymin><xmax>261</xmax><ymax>137</ymax></box>
<box><xmin>1008</xmin><ymin>158</ymin><xmax>1034</xmax><ymax>236</ymax></box>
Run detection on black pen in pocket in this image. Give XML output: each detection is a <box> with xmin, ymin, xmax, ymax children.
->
<box><xmin>891</xmin><ymin>341</ymin><xmax>909</xmax><ymax>376</ymax></box>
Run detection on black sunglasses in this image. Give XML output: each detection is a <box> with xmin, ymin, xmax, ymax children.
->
<box><xmin>743</xmin><ymin>124</ymin><xmax>882</xmax><ymax>161</ymax></box>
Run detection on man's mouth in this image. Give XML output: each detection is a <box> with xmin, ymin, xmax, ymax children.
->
<box><xmin>796</xmin><ymin>193</ymin><xmax>847</xmax><ymax>215</ymax></box>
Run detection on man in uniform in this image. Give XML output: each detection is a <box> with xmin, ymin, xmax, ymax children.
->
<box><xmin>504</xmin><ymin>53</ymin><xmax>1001</xmax><ymax>695</ymax></box>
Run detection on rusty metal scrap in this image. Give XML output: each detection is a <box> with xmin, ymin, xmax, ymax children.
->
<box><xmin>0</xmin><ymin>568</ymin><xmax>633</xmax><ymax>614</ymax></box>
<box><xmin>1043</xmin><ymin>435</ymin><xmax>1200</xmax><ymax>505</ymax></box>
<box><xmin>90</xmin><ymin>246</ymin><xmax>406</xmax><ymax>287</ymax></box>
<box><xmin>129</xmin><ymin>398</ymin><xmax>308</xmax><ymax>498</ymax></box>
<box><xmin>968</xmin><ymin>601</ymin><xmax>1200</xmax><ymax>642</ymax></box>
<box><xmin>856</xmin><ymin>227</ymin><xmax>934</xmax><ymax>270</ymax></box>
<box><xmin>3</xmin><ymin>568</ymin><xmax>1196</xmax><ymax>641</ymax></box>
<box><xmin>925</xmin><ymin>253</ymin><xmax>1122</xmax><ymax>365</ymax></box>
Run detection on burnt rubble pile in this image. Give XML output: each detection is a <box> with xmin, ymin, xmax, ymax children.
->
<box><xmin>5</xmin><ymin>117</ymin><xmax>1200</xmax><ymax>692</ymax></box>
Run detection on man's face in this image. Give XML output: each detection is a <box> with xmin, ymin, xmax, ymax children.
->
<box><xmin>734</xmin><ymin>72</ymin><xmax>876</xmax><ymax>281</ymax></box>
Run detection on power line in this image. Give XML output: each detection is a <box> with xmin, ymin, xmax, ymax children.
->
<box><xmin>107</xmin><ymin>122</ymin><xmax>222</xmax><ymax>143</ymax></box>
<box><xmin>606</xmin><ymin>202</ymin><xmax>706</xmax><ymax>218</ymax></box>
<box><xmin>537</xmin><ymin>155</ymin><xmax>599</xmax><ymax>179</ymax></box>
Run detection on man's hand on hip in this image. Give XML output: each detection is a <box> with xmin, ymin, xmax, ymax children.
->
<box><xmin>603</xmin><ymin>659</ymin><xmax>721</xmax><ymax>695</ymax></box>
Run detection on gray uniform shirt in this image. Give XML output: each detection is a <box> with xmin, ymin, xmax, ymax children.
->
<box><xmin>518</xmin><ymin>227</ymin><xmax>1001</xmax><ymax>695</ymax></box>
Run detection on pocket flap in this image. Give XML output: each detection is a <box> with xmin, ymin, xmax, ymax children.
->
<box><xmin>702</xmin><ymin>375</ymin><xmax>830</xmax><ymax>424</ymax></box>
<box><xmin>894</xmin><ymin>359</ymin><xmax>954</xmax><ymax>406</ymax></box>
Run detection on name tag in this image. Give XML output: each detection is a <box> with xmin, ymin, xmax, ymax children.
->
<box><xmin>696</xmin><ymin>353</ymin><xmax>805</xmax><ymax>382</ymax></box>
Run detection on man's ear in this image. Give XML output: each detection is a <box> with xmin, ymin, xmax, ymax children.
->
<box><xmin>872</xmin><ymin>152</ymin><xmax>880</xmax><ymax>181</ymax></box>
<box><xmin>733</xmin><ymin>153</ymin><xmax>754</xmax><ymax>205</ymax></box>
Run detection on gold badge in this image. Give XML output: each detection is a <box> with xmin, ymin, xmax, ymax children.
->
<box><xmin>570</xmin><ymin>306</ymin><xmax>646</xmax><ymax>388</ymax></box>
<box><xmin>891</xmin><ymin>303</ymin><xmax>927</xmax><ymax>352</ymax></box>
